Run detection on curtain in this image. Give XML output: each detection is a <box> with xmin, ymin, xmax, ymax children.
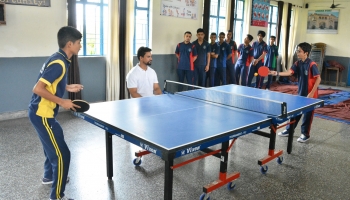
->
<box><xmin>67</xmin><ymin>0</ymin><xmax>82</xmax><ymax>100</ymax></box>
<box><xmin>280</xmin><ymin>3</ymin><xmax>289</xmax><ymax>72</ymax></box>
<box><xmin>106</xmin><ymin>0</ymin><xmax>120</xmax><ymax>101</ymax></box>
<box><xmin>287</xmin><ymin>6</ymin><xmax>300</xmax><ymax>69</ymax></box>
<box><xmin>124</xmin><ymin>0</ymin><xmax>135</xmax><ymax>99</ymax></box>
<box><xmin>276</xmin><ymin>1</ymin><xmax>284</xmax><ymax>47</ymax></box>
<box><xmin>243</xmin><ymin>0</ymin><xmax>252</xmax><ymax>36</ymax></box>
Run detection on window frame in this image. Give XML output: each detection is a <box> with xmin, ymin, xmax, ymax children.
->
<box><xmin>209</xmin><ymin>0</ymin><xmax>226</xmax><ymax>36</ymax></box>
<box><xmin>133</xmin><ymin>0</ymin><xmax>150</xmax><ymax>55</ymax></box>
<box><xmin>76</xmin><ymin>0</ymin><xmax>108</xmax><ymax>56</ymax></box>
<box><xmin>267</xmin><ymin>5</ymin><xmax>278</xmax><ymax>40</ymax></box>
<box><xmin>233</xmin><ymin>0</ymin><xmax>245</xmax><ymax>43</ymax></box>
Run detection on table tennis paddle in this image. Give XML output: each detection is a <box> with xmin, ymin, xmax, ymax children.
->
<box><xmin>71</xmin><ymin>100</ymin><xmax>90</xmax><ymax>112</ymax></box>
<box><xmin>258</xmin><ymin>66</ymin><xmax>269</xmax><ymax>77</ymax></box>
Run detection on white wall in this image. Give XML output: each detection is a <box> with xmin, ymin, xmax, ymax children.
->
<box><xmin>0</xmin><ymin>1</ymin><xmax>66</xmax><ymax>57</ymax></box>
<box><xmin>296</xmin><ymin>0</ymin><xmax>350</xmax><ymax>57</ymax></box>
<box><xmin>151</xmin><ymin>0</ymin><xmax>203</xmax><ymax>54</ymax></box>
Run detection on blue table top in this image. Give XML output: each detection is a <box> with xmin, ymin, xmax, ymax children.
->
<box><xmin>79</xmin><ymin>84</ymin><xmax>323</xmax><ymax>155</ymax></box>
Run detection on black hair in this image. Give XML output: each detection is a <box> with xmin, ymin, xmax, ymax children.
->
<box><xmin>184</xmin><ymin>31</ymin><xmax>192</xmax><ymax>35</ymax></box>
<box><xmin>247</xmin><ymin>34</ymin><xmax>253</xmax><ymax>42</ymax></box>
<box><xmin>227</xmin><ymin>30</ymin><xmax>233</xmax><ymax>33</ymax></box>
<box><xmin>219</xmin><ymin>32</ymin><xmax>225</xmax><ymax>36</ymax></box>
<box><xmin>57</xmin><ymin>26</ymin><xmax>82</xmax><ymax>49</ymax></box>
<box><xmin>298</xmin><ymin>42</ymin><xmax>312</xmax><ymax>57</ymax></box>
<box><xmin>210</xmin><ymin>32</ymin><xmax>217</xmax><ymax>36</ymax></box>
<box><xmin>257</xmin><ymin>30</ymin><xmax>266</xmax><ymax>38</ymax></box>
<box><xmin>197</xmin><ymin>28</ymin><xmax>204</xmax><ymax>33</ymax></box>
<box><xmin>137</xmin><ymin>46</ymin><xmax>152</xmax><ymax>61</ymax></box>
<box><xmin>270</xmin><ymin>35</ymin><xmax>276</xmax><ymax>40</ymax></box>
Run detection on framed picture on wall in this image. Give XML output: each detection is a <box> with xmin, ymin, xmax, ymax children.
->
<box><xmin>0</xmin><ymin>3</ymin><xmax>5</xmax><ymax>25</ymax></box>
<box><xmin>307</xmin><ymin>10</ymin><xmax>339</xmax><ymax>34</ymax></box>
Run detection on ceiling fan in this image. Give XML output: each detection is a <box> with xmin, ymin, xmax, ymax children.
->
<box><xmin>329</xmin><ymin>0</ymin><xmax>343</xmax><ymax>9</ymax></box>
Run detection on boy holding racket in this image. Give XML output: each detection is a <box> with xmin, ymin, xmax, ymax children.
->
<box><xmin>269</xmin><ymin>42</ymin><xmax>321</xmax><ymax>143</ymax></box>
<box><xmin>29</xmin><ymin>26</ymin><xmax>83</xmax><ymax>200</ymax></box>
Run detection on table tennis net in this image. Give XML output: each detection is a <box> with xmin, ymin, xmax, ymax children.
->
<box><xmin>176</xmin><ymin>88</ymin><xmax>286</xmax><ymax>117</ymax></box>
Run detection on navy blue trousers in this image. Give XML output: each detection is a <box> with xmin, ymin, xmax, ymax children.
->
<box><xmin>286</xmin><ymin>110</ymin><xmax>315</xmax><ymax>137</ymax></box>
<box><xmin>247</xmin><ymin>61</ymin><xmax>264</xmax><ymax>88</ymax></box>
<box><xmin>214</xmin><ymin>66</ymin><xmax>227</xmax><ymax>86</ymax></box>
<box><xmin>194</xmin><ymin>65</ymin><xmax>207</xmax><ymax>87</ymax></box>
<box><xmin>29</xmin><ymin>109</ymin><xmax>70</xmax><ymax>199</ymax></box>
<box><xmin>234</xmin><ymin>63</ymin><xmax>249</xmax><ymax>86</ymax></box>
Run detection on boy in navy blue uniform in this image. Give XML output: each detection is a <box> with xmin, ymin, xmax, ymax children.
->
<box><xmin>234</xmin><ymin>34</ymin><xmax>254</xmax><ymax>86</ymax></box>
<box><xmin>215</xmin><ymin>32</ymin><xmax>231</xmax><ymax>86</ymax></box>
<box><xmin>193</xmin><ymin>28</ymin><xmax>211</xmax><ymax>87</ymax></box>
<box><xmin>209</xmin><ymin>32</ymin><xmax>220</xmax><ymax>87</ymax></box>
<box><xmin>225</xmin><ymin>30</ymin><xmax>238</xmax><ymax>84</ymax></box>
<box><xmin>264</xmin><ymin>36</ymin><xmax>279</xmax><ymax>90</ymax></box>
<box><xmin>247</xmin><ymin>30</ymin><xmax>268</xmax><ymax>88</ymax></box>
<box><xmin>175</xmin><ymin>31</ymin><xmax>198</xmax><ymax>87</ymax></box>
<box><xmin>29</xmin><ymin>26</ymin><xmax>83</xmax><ymax>200</ymax></box>
<box><xmin>270</xmin><ymin>42</ymin><xmax>321</xmax><ymax>143</ymax></box>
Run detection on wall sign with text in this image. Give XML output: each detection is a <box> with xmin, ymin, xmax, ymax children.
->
<box><xmin>0</xmin><ymin>0</ymin><xmax>50</xmax><ymax>7</ymax></box>
<box><xmin>251</xmin><ymin>0</ymin><xmax>270</xmax><ymax>27</ymax></box>
<box><xmin>160</xmin><ymin>0</ymin><xmax>198</xmax><ymax>20</ymax></box>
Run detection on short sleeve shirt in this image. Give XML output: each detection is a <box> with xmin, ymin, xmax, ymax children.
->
<box><xmin>210</xmin><ymin>42</ymin><xmax>220</xmax><ymax>68</ymax></box>
<box><xmin>236</xmin><ymin>44</ymin><xmax>254</xmax><ymax>66</ymax></box>
<box><xmin>193</xmin><ymin>40</ymin><xmax>211</xmax><ymax>66</ymax></box>
<box><xmin>290</xmin><ymin>58</ymin><xmax>320</xmax><ymax>97</ymax></box>
<box><xmin>217</xmin><ymin>42</ymin><xmax>231</xmax><ymax>68</ymax></box>
<box><xmin>264</xmin><ymin>45</ymin><xmax>279</xmax><ymax>69</ymax></box>
<box><xmin>175</xmin><ymin>42</ymin><xmax>198</xmax><ymax>71</ymax></box>
<box><xmin>126</xmin><ymin>64</ymin><xmax>159</xmax><ymax>98</ymax></box>
<box><xmin>29</xmin><ymin>49</ymin><xmax>71</xmax><ymax>118</ymax></box>
<box><xmin>225</xmin><ymin>40</ymin><xmax>238</xmax><ymax>64</ymax></box>
<box><xmin>252</xmin><ymin>40</ymin><xmax>268</xmax><ymax>62</ymax></box>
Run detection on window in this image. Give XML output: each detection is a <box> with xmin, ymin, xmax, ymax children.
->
<box><xmin>267</xmin><ymin>5</ymin><xmax>278</xmax><ymax>39</ymax></box>
<box><xmin>209</xmin><ymin>0</ymin><xmax>227</xmax><ymax>36</ymax></box>
<box><xmin>233</xmin><ymin>0</ymin><xmax>244</xmax><ymax>43</ymax></box>
<box><xmin>134</xmin><ymin>0</ymin><xmax>150</xmax><ymax>55</ymax></box>
<box><xmin>76</xmin><ymin>0</ymin><xmax>109</xmax><ymax>56</ymax></box>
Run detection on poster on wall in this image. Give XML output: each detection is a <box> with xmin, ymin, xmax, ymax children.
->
<box><xmin>307</xmin><ymin>10</ymin><xmax>339</xmax><ymax>34</ymax></box>
<box><xmin>251</xmin><ymin>0</ymin><xmax>270</xmax><ymax>27</ymax></box>
<box><xmin>1</xmin><ymin>0</ymin><xmax>50</xmax><ymax>7</ymax></box>
<box><xmin>160</xmin><ymin>0</ymin><xmax>198</xmax><ymax>20</ymax></box>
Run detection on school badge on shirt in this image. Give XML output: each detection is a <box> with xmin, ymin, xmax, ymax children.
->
<box><xmin>188</xmin><ymin>48</ymin><xmax>192</xmax><ymax>52</ymax></box>
<box><xmin>203</xmin><ymin>46</ymin><xmax>206</xmax><ymax>49</ymax></box>
<box><xmin>305</xmin><ymin>70</ymin><xmax>308</xmax><ymax>75</ymax></box>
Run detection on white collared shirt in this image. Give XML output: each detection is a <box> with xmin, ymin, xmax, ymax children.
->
<box><xmin>126</xmin><ymin>64</ymin><xmax>159</xmax><ymax>98</ymax></box>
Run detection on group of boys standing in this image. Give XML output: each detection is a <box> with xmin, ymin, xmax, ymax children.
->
<box><xmin>175</xmin><ymin>29</ymin><xmax>278</xmax><ymax>90</ymax></box>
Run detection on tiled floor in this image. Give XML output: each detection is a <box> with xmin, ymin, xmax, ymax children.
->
<box><xmin>1</xmin><ymin>84</ymin><xmax>350</xmax><ymax>200</ymax></box>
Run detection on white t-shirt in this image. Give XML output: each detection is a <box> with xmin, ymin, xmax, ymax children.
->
<box><xmin>126</xmin><ymin>64</ymin><xmax>159</xmax><ymax>98</ymax></box>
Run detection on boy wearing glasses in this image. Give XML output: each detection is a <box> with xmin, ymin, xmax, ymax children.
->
<box><xmin>269</xmin><ymin>42</ymin><xmax>321</xmax><ymax>143</ymax></box>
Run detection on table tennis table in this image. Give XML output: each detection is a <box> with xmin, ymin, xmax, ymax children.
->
<box><xmin>73</xmin><ymin>81</ymin><xmax>323</xmax><ymax>200</ymax></box>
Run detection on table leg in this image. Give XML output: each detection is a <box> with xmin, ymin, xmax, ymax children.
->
<box><xmin>287</xmin><ymin>120</ymin><xmax>296</xmax><ymax>154</ymax></box>
<box><xmin>105</xmin><ymin>131</ymin><xmax>113</xmax><ymax>179</ymax></box>
<box><xmin>164</xmin><ymin>154</ymin><xmax>174</xmax><ymax>200</ymax></box>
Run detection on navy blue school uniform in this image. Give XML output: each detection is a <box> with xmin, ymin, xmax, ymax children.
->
<box><xmin>225</xmin><ymin>40</ymin><xmax>238</xmax><ymax>84</ymax></box>
<box><xmin>264</xmin><ymin>44</ymin><xmax>279</xmax><ymax>89</ymax></box>
<box><xmin>247</xmin><ymin>40</ymin><xmax>267</xmax><ymax>88</ymax></box>
<box><xmin>215</xmin><ymin>41</ymin><xmax>231</xmax><ymax>85</ymax></box>
<box><xmin>193</xmin><ymin>39</ymin><xmax>211</xmax><ymax>87</ymax></box>
<box><xmin>209</xmin><ymin>42</ymin><xmax>220</xmax><ymax>87</ymax></box>
<box><xmin>28</xmin><ymin>49</ymin><xmax>71</xmax><ymax>200</ymax></box>
<box><xmin>175</xmin><ymin>42</ymin><xmax>198</xmax><ymax>86</ymax></box>
<box><xmin>286</xmin><ymin>58</ymin><xmax>320</xmax><ymax>138</ymax></box>
<box><xmin>234</xmin><ymin>44</ymin><xmax>253</xmax><ymax>86</ymax></box>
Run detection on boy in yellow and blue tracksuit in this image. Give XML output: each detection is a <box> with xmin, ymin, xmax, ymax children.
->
<box><xmin>28</xmin><ymin>26</ymin><xmax>83</xmax><ymax>200</ymax></box>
